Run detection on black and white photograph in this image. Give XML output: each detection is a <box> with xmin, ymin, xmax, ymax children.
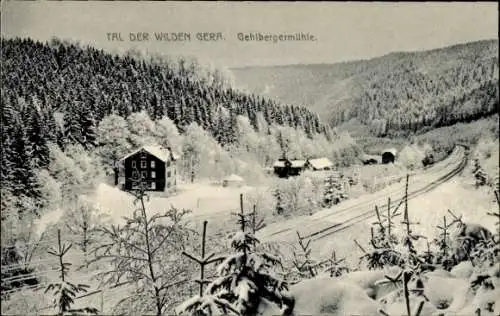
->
<box><xmin>1</xmin><ymin>1</ymin><xmax>499</xmax><ymax>315</ymax></box>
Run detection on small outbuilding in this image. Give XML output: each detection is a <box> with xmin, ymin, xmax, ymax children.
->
<box><xmin>306</xmin><ymin>157</ymin><xmax>334</xmax><ymax>171</ymax></box>
<box><xmin>222</xmin><ymin>174</ymin><xmax>245</xmax><ymax>187</ymax></box>
<box><xmin>381</xmin><ymin>148</ymin><xmax>397</xmax><ymax>164</ymax></box>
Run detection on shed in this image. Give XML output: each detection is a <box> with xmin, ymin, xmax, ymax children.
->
<box><xmin>306</xmin><ymin>157</ymin><xmax>334</xmax><ymax>171</ymax></box>
<box><xmin>381</xmin><ymin>148</ymin><xmax>397</xmax><ymax>164</ymax></box>
<box><xmin>222</xmin><ymin>174</ymin><xmax>245</xmax><ymax>187</ymax></box>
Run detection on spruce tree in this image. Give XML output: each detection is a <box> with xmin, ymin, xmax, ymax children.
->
<box><xmin>177</xmin><ymin>196</ymin><xmax>295</xmax><ymax>315</ymax></box>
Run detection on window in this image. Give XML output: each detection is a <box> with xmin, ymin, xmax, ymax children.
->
<box><xmin>140</xmin><ymin>151</ymin><xmax>147</xmax><ymax>159</ymax></box>
<box><xmin>167</xmin><ymin>160</ymin><xmax>171</xmax><ymax>167</ymax></box>
<box><xmin>141</xmin><ymin>160</ymin><xmax>147</xmax><ymax>168</ymax></box>
<box><xmin>151</xmin><ymin>171</ymin><xmax>156</xmax><ymax>179</ymax></box>
<box><xmin>150</xmin><ymin>160</ymin><xmax>155</xmax><ymax>168</ymax></box>
<box><xmin>150</xmin><ymin>182</ymin><xmax>156</xmax><ymax>190</ymax></box>
<box><xmin>167</xmin><ymin>181</ymin><xmax>171</xmax><ymax>188</ymax></box>
<box><xmin>132</xmin><ymin>171</ymin><xmax>139</xmax><ymax>179</ymax></box>
<box><xmin>141</xmin><ymin>171</ymin><xmax>147</xmax><ymax>179</ymax></box>
<box><xmin>167</xmin><ymin>171</ymin><xmax>171</xmax><ymax>177</ymax></box>
<box><xmin>132</xmin><ymin>161</ymin><xmax>136</xmax><ymax>168</ymax></box>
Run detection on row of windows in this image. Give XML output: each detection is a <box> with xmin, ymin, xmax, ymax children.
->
<box><xmin>131</xmin><ymin>159</ymin><xmax>171</xmax><ymax>169</ymax></box>
<box><xmin>132</xmin><ymin>170</ymin><xmax>174</xmax><ymax>179</ymax></box>
<box><xmin>133</xmin><ymin>170</ymin><xmax>156</xmax><ymax>179</ymax></box>
<box><xmin>131</xmin><ymin>180</ymin><xmax>175</xmax><ymax>190</ymax></box>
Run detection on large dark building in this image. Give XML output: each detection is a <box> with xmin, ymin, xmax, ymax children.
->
<box><xmin>115</xmin><ymin>146</ymin><xmax>178</xmax><ymax>193</ymax></box>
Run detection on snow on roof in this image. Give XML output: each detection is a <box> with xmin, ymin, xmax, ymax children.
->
<box><xmin>307</xmin><ymin>157</ymin><xmax>333</xmax><ymax>169</ymax></box>
<box><xmin>223</xmin><ymin>174</ymin><xmax>244</xmax><ymax>182</ymax></box>
<box><xmin>119</xmin><ymin>145</ymin><xmax>176</xmax><ymax>163</ymax></box>
<box><xmin>361</xmin><ymin>154</ymin><xmax>381</xmax><ymax>162</ymax></box>
<box><xmin>291</xmin><ymin>160</ymin><xmax>306</xmax><ymax>168</ymax></box>
<box><xmin>273</xmin><ymin>159</ymin><xmax>306</xmax><ymax>168</ymax></box>
<box><xmin>273</xmin><ymin>160</ymin><xmax>289</xmax><ymax>168</ymax></box>
<box><xmin>382</xmin><ymin>148</ymin><xmax>398</xmax><ymax>156</ymax></box>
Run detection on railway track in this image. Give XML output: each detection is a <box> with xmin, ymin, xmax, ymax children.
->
<box><xmin>260</xmin><ymin>145</ymin><xmax>468</xmax><ymax>244</ymax></box>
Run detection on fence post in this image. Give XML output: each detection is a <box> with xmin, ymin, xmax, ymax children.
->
<box><xmin>100</xmin><ymin>289</ymin><xmax>104</xmax><ymax>313</ymax></box>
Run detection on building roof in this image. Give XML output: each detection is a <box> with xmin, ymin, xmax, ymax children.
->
<box><xmin>119</xmin><ymin>145</ymin><xmax>178</xmax><ymax>163</ymax></box>
<box><xmin>273</xmin><ymin>159</ymin><xmax>306</xmax><ymax>168</ymax></box>
<box><xmin>382</xmin><ymin>148</ymin><xmax>398</xmax><ymax>156</ymax></box>
<box><xmin>273</xmin><ymin>160</ymin><xmax>289</xmax><ymax>168</ymax></box>
<box><xmin>361</xmin><ymin>154</ymin><xmax>381</xmax><ymax>162</ymax></box>
<box><xmin>291</xmin><ymin>160</ymin><xmax>306</xmax><ymax>168</ymax></box>
<box><xmin>307</xmin><ymin>157</ymin><xmax>334</xmax><ymax>169</ymax></box>
<box><xmin>223</xmin><ymin>174</ymin><xmax>244</xmax><ymax>182</ymax></box>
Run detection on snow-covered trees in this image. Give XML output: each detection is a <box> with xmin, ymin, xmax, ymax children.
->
<box><xmin>46</xmin><ymin>144</ymin><xmax>103</xmax><ymax>203</ymax></box>
<box><xmin>89</xmin><ymin>185</ymin><xmax>192</xmax><ymax>315</ymax></box>
<box><xmin>96</xmin><ymin>114</ymin><xmax>132</xmax><ymax>173</ymax></box>
<box><xmin>182</xmin><ymin>122</ymin><xmax>223</xmax><ymax>181</ymax></box>
<box><xmin>398</xmin><ymin>143</ymin><xmax>432</xmax><ymax>170</ymax></box>
<box><xmin>274</xmin><ymin>177</ymin><xmax>316</xmax><ymax>217</ymax></box>
<box><xmin>154</xmin><ymin>115</ymin><xmax>181</xmax><ymax>151</ymax></box>
<box><xmin>60</xmin><ymin>196</ymin><xmax>109</xmax><ymax>264</ymax></box>
<box><xmin>127</xmin><ymin>111</ymin><xmax>158</xmax><ymax>147</ymax></box>
<box><xmin>473</xmin><ymin>158</ymin><xmax>489</xmax><ymax>187</ymax></box>
<box><xmin>322</xmin><ymin>172</ymin><xmax>347</xmax><ymax>208</ymax></box>
<box><xmin>177</xmin><ymin>202</ymin><xmax>294</xmax><ymax>316</ymax></box>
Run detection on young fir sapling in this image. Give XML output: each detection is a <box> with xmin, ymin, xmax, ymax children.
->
<box><xmin>433</xmin><ymin>216</ymin><xmax>455</xmax><ymax>270</ymax></box>
<box><xmin>177</xmin><ymin>193</ymin><xmax>295</xmax><ymax>316</ymax></box>
<box><xmin>354</xmin><ymin>197</ymin><xmax>404</xmax><ymax>270</ymax></box>
<box><xmin>88</xmin><ymin>179</ymin><xmax>192</xmax><ymax>316</ymax></box>
<box><xmin>43</xmin><ymin>229</ymin><xmax>98</xmax><ymax>315</ymax></box>
<box><xmin>290</xmin><ymin>231</ymin><xmax>319</xmax><ymax>280</ymax></box>
<box><xmin>318</xmin><ymin>250</ymin><xmax>349</xmax><ymax>277</ymax></box>
<box><xmin>177</xmin><ymin>220</ymin><xmax>236</xmax><ymax>316</ymax></box>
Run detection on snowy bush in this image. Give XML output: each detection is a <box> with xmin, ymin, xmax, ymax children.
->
<box><xmin>398</xmin><ymin>144</ymin><xmax>430</xmax><ymax>170</ymax></box>
<box><xmin>273</xmin><ymin>176</ymin><xmax>316</xmax><ymax>217</ymax></box>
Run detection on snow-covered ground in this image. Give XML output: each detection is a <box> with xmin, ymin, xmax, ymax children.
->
<box><xmin>91</xmin><ymin>181</ymin><xmax>259</xmax><ymax>224</ymax></box>
<box><xmin>309</xmin><ymin>176</ymin><xmax>498</xmax><ymax>264</ymax></box>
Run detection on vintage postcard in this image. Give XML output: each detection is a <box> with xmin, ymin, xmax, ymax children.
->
<box><xmin>1</xmin><ymin>1</ymin><xmax>499</xmax><ymax>315</ymax></box>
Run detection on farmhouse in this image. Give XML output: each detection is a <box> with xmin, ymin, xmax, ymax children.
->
<box><xmin>273</xmin><ymin>158</ymin><xmax>306</xmax><ymax>177</ymax></box>
<box><xmin>305</xmin><ymin>157</ymin><xmax>334</xmax><ymax>171</ymax></box>
<box><xmin>115</xmin><ymin>145</ymin><xmax>179</xmax><ymax>193</ymax></box>
<box><xmin>381</xmin><ymin>148</ymin><xmax>398</xmax><ymax>164</ymax></box>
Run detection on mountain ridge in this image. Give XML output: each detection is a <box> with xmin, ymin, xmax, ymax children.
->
<box><xmin>231</xmin><ymin>39</ymin><xmax>499</xmax><ymax>136</ymax></box>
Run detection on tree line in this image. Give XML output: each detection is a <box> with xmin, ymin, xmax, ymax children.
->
<box><xmin>0</xmin><ymin>37</ymin><xmax>334</xmax><ymax>209</ymax></box>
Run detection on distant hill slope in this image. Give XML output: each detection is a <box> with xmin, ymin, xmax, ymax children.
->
<box><xmin>232</xmin><ymin>39</ymin><xmax>499</xmax><ymax>136</ymax></box>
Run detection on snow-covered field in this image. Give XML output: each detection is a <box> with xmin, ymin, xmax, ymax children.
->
<box><xmin>91</xmin><ymin>181</ymin><xmax>259</xmax><ymax>224</ymax></box>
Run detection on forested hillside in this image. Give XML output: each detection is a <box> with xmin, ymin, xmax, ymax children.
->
<box><xmin>232</xmin><ymin>39</ymin><xmax>499</xmax><ymax>136</ymax></box>
<box><xmin>0</xmin><ymin>37</ymin><xmax>339</xmax><ymax>207</ymax></box>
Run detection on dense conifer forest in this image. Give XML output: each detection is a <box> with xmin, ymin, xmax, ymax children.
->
<box><xmin>232</xmin><ymin>39</ymin><xmax>499</xmax><ymax>137</ymax></box>
<box><xmin>0</xmin><ymin>37</ymin><xmax>330</xmax><ymax>207</ymax></box>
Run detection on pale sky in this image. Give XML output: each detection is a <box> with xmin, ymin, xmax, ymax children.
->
<box><xmin>1</xmin><ymin>1</ymin><xmax>498</xmax><ymax>68</ymax></box>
